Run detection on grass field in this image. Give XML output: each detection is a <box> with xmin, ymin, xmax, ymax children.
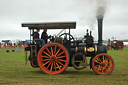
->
<box><xmin>0</xmin><ymin>48</ymin><xmax>128</xmax><ymax>85</ymax></box>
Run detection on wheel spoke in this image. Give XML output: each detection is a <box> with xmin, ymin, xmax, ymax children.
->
<box><xmin>95</xmin><ymin>60</ymin><xmax>101</xmax><ymax>64</ymax></box>
<box><xmin>55</xmin><ymin>48</ymin><xmax>60</xmax><ymax>55</ymax></box>
<box><xmin>47</xmin><ymin>61</ymin><xmax>52</xmax><ymax>69</ymax></box>
<box><xmin>51</xmin><ymin>47</ymin><xmax>53</xmax><ymax>55</ymax></box>
<box><xmin>57</xmin><ymin>51</ymin><xmax>65</xmax><ymax>56</ymax></box>
<box><xmin>40</xmin><ymin>56</ymin><xmax>50</xmax><ymax>59</ymax></box>
<box><xmin>41</xmin><ymin>59</ymin><xmax>50</xmax><ymax>62</ymax></box>
<box><xmin>103</xmin><ymin>56</ymin><xmax>104</xmax><ymax>62</ymax></box>
<box><xmin>106</xmin><ymin>62</ymin><xmax>112</xmax><ymax>64</ymax></box>
<box><xmin>95</xmin><ymin>65</ymin><xmax>100</xmax><ymax>67</ymax></box>
<box><xmin>98</xmin><ymin>57</ymin><xmax>102</xmax><ymax>63</ymax></box>
<box><xmin>44</xmin><ymin>52</ymin><xmax>51</xmax><ymax>57</ymax></box>
<box><xmin>56</xmin><ymin>62</ymin><xmax>61</xmax><ymax>70</ymax></box>
<box><xmin>105</xmin><ymin>57</ymin><xmax>109</xmax><ymax>63</ymax></box>
<box><xmin>105</xmin><ymin>67</ymin><xmax>109</xmax><ymax>72</ymax></box>
<box><xmin>43</xmin><ymin>61</ymin><xmax>50</xmax><ymax>66</ymax></box>
<box><xmin>106</xmin><ymin>65</ymin><xmax>112</xmax><ymax>68</ymax></box>
<box><xmin>95</xmin><ymin>65</ymin><xmax>100</xmax><ymax>70</ymax></box>
<box><xmin>97</xmin><ymin>66</ymin><xmax>102</xmax><ymax>71</ymax></box>
<box><xmin>57</xmin><ymin>56</ymin><xmax>66</xmax><ymax>59</ymax></box>
<box><xmin>54</xmin><ymin>46</ymin><xmax>56</xmax><ymax>55</ymax></box>
<box><xmin>46</xmin><ymin>48</ymin><xmax>52</xmax><ymax>55</ymax></box>
<box><xmin>50</xmin><ymin>63</ymin><xmax>53</xmax><ymax>71</ymax></box>
<box><xmin>54</xmin><ymin>62</ymin><xmax>57</xmax><ymax>71</ymax></box>
<box><xmin>101</xmin><ymin>68</ymin><xmax>104</xmax><ymax>73</ymax></box>
<box><xmin>57</xmin><ymin>61</ymin><xmax>64</xmax><ymax>66</ymax></box>
<box><xmin>58</xmin><ymin>59</ymin><xmax>66</xmax><ymax>62</ymax></box>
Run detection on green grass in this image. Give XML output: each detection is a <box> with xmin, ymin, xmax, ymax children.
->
<box><xmin>0</xmin><ymin>48</ymin><xmax>128</xmax><ymax>85</ymax></box>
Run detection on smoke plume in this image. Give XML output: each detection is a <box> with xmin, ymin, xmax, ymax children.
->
<box><xmin>88</xmin><ymin>0</ymin><xmax>108</xmax><ymax>30</ymax></box>
<box><xmin>96</xmin><ymin>0</ymin><xmax>108</xmax><ymax>19</ymax></box>
<box><xmin>74</xmin><ymin>0</ymin><xmax>108</xmax><ymax>30</ymax></box>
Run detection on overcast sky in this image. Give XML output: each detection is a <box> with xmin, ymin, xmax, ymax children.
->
<box><xmin>0</xmin><ymin>0</ymin><xmax>128</xmax><ymax>42</ymax></box>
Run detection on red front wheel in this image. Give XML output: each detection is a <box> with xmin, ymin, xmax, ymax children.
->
<box><xmin>92</xmin><ymin>53</ymin><xmax>114</xmax><ymax>75</ymax></box>
<box><xmin>38</xmin><ymin>43</ymin><xmax>69</xmax><ymax>74</ymax></box>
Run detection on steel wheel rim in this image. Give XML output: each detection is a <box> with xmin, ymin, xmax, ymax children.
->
<box><xmin>118</xmin><ymin>44</ymin><xmax>124</xmax><ymax>50</ymax></box>
<box><xmin>38</xmin><ymin>43</ymin><xmax>69</xmax><ymax>74</ymax></box>
<box><xmin>72</xmin><ymin>53</ymin><xmax>87</xmax><ymax>70</ymax></box>
<box><xmin>92</xmin><ymin>54</ymin><xmax>114</xmax><ymax>75</ymax></box>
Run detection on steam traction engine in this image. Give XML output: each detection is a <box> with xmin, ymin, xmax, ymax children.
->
<box><xmin>107</xmin><ymin>39</ymin><xmax>124</xmax><ymax>50</ymax></box>
<box><xmin>22</xmin><ymin>18</ymin><xmax>114</xmax><ymax>75</ymax></box>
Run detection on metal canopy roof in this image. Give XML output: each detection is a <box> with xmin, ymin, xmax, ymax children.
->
<box><xmin>22</xmin><ymin>22</ymin><xmax>76</xmax><ymax>29</ymax></box>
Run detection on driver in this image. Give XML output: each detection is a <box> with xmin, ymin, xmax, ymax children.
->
<box><xmin>32</xmin><ymin>29</ymin><xmax>45</xmax><ymax>45</ymax></box>
<box><xmin>41</xmin><ymin>28</ymin><xmax>51</xmax><ymax>44</ymax></box>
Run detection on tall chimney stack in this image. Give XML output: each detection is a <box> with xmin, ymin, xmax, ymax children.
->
<box><xmin>97</xmin><ymin>18</ymin><xmax>103</xmax><ymax>45</ymax></box>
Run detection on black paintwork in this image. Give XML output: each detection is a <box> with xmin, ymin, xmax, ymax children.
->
<box><xmin>23</xmin><ymin>20</ymin><xmax>107</xmax><ymax>69</ymax></box>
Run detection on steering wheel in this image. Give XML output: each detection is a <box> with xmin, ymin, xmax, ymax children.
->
<box><xmin>59</xmin><ymin>33</ymin><xmax>75</xmax><ymax>41</ymax></box>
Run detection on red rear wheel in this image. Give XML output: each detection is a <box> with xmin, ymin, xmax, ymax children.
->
<box><xmin>38</xmin><ymin>43</ymin><xmax>69</xmax><ymax>74</ymax></box>
<box><xmin>117</xmin><ymin>44</ymin><xmax>124</xmax><ymax>50</ymax></box>
<box><xmin>92</xmin><ymin>53</ymin><xmax>114</xmax><ymax>75</ymax></box>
